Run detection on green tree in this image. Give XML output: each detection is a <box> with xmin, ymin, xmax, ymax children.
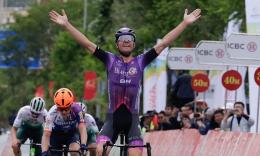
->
<box><xmin>0</xmin><ymin>0</ymin><xmax>103</xmax><ymax>125</ymax></box>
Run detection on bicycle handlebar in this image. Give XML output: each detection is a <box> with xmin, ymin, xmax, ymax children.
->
<box><xmin>22</xmin><ymin>143</ymin><xmax>41</xmax><ymax>146</ymax></box>
<box><xmin>103</xmin><ymin>141</ymin><xmax>152</xmax><ymax>156</ymax></box>
<box><xmin>104</xmin><ymin>141</ymin><xmax>150</xmax><ymax>148</ymax></box>
<box><xmin>49</xmin><ymin>148</ymin><xmax>81</xmax><ymax>153</ymax></box>
<box><xmin>48</xmin><ymin>146</ymin><xmax>96</xmax><ymax>154</ymax></box>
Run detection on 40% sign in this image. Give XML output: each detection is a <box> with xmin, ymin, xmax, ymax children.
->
<box><xmin>222</xmin><ymin>70</ymin><xmax>242</xmax><ymax>90</ymax></box>
<box><xmin>191</xmin><ymin>73</ymin><xmax>210</xmax><ymax>92</ymax></box>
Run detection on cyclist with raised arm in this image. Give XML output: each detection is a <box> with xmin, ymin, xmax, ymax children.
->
<box><xmin>78</xmin><ymin>102</ymin><xmax>99</xmax><ymax>156</ymax></box>
<box><xmin>49</xmin><ymin>8</ymin><xmax>201</xmax><ymax>156</ymax></box>
<box><xmin>41</xmin><ymin>88</ymin><xmax>87</xmax><ymax>156</ymax></box>
<box><xmin>11</xmin><ymin>97</ymin><xmax>47</xmax><ymax>156</ymax></box>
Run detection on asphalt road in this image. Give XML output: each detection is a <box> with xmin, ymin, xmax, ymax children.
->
<box><xmin>0</xmin><ymin>132</ymin><xmax>29</xmax><ymax>156</ymax></box>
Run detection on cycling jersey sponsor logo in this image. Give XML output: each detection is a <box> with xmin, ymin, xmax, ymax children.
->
<box><xmin>114</xmin><ymin>67</ymin><xmax>138</xmax><ymax>76</ymax></box>
<box><xmin>114</xmin><ymin>67</ymin><xmax>120</xmax><ymax>74</ymax></box>
<box><xmin>120</xmin><ymin>79</ymin><xmax>131</xmax><ymax>84</ymax></box>
<box><xmin>56</xmin><ymin>120</ymin><xmax>77</xmax><ymax>126</ymax></box>
<box><xmin>114</xmin><ymin>67</ymin><xmax>129</xmax><ymax>76</ymax></box>
<box><xmin>128</xmin><ymin>67</ymin><xmax>137</xmax><ymax>75</ymax></box>
<box><xmin>116</xmin><ymin>60</ymin><xmax>123</xmax><ymax>66</ymax></box>
<box><xmin>54</xmin><ymin>115</ymin><xmax>77</xmax><ymax>127</ymax></box>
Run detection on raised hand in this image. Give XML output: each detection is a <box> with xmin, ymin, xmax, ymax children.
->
<box><xmin>49</xmin><ymin>9</ymin><xmax>68</xmax><ymax>27</ymax></box>
<box><xmin>183</xmin><ymin>8</ymin><xmax>201</xmax><ymax>25</ymax></box>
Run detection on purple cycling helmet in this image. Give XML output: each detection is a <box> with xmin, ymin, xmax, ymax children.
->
<box><xmin>115</xmin><ymin>27</ymin><xmax>136</xmax><ymax>42</ymax></box>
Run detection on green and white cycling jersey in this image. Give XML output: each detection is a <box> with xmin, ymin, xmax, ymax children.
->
<box><xmin>85</xmin><ymin>113</ymin><xmax>98</xmax><ymax>129</ymax></box>
<box><xmin>85</xmin><ymin>113</ymin><xmax>99</xmax><ymax>144</ymax></box>
<box><xmin>13</xmin><ymin>105</ymin><xmax>48</xmax><ymax>128</ymax></box>
<box><xmin>85</xmin><ymin>113</ymin><xmax>99</xmax><ymax>133</ymax></box>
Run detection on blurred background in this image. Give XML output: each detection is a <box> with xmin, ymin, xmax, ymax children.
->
<box><xmin>0</xmin><ymin>0</ymin><xmax>245</xmax><ymax>129</ymax></box>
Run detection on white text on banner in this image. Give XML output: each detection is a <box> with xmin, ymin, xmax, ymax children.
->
<box><xmin>195</xmin><ymin>40</ymin><xmax>260</xmax><ymax>66</ymax></box>
<box><xmin>226</xmin><ymin>33</ymin><xmax>260</xmax><ymax>60</ymax></box>
<box><xmin>167</xmin><ymin>48</ymin><xmax>226</xmax><ymax>70</ymax></box>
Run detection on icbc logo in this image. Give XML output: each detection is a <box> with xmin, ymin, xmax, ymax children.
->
<box><xmin>215</xmin><ymin>49</ymin><xmax>224</xmax><ymax>58</ymax></box>
<box><xmin>184</xmin><ymin>55</ymin><xmax>193</xmax><ymax>64</ymax></box>
<box><xmin>247</xmin><ymin>41</ymin><xmax>257</xmax><ymax>52</ymax></box>
<box><xmin>227</xmin><ymin>43</ymin><xmax>245</xmax><ymax>49</ymax></box>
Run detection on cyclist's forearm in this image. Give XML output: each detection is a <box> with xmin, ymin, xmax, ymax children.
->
<box><xmin>64</xmin><ymin>22</ymin><xmax>97</xmax><ymax>54</ymax></box>
<box><xmin>79</xmin><ymin>123</ymin><xmax>87</xmax><ymax>144</ymax></box>
<box><xmin>41</xmin><ymin>131</ymin><xmax>51</xmax><ymax>152</ymax></box>
<box><xmin>11</xmin><ymin>127</ymin><xmax>18</xmax><ymax>142</ymax></box>
<box><xmin>154</xmin><ymin>21</ymin><xmax>187</xmax><ymax>54</ymax></box>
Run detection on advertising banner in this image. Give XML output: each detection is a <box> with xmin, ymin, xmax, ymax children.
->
<box><xmin>84</xmin><ymin>71</ymin><xmax>97</xmax><ymax>101</ymax></box>
<box><xmin>195</xmin><ymin>40</ymin><xmax>260</xmax><ymax>66</ymax></box>
<box><xmin>143</xmin><ymin>47</ymin><xmax>168</xmax><ymax>113</ymax></box>
<box><xmin>167</xmin><ymin>48</ymin><xmax>226</xmax><ymax>70</ymax></box>
<box><xmin>226</xmin><ymin>33</ymin><xmax>260</xmax><ymax>60</ymax></box>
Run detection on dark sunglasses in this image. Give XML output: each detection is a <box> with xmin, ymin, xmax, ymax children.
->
<box><xmin>57</xmin><ymin>107</ymin><xmax>71</xmax><ymax>112</ymax></box>
<box><xmin>31</xmin><ymin>111</ymin><xmax>40</xmax><ymax>117</ymax></box>
<box><xmin>118</xmin><ymin>35</ymin><xmax>134</xmax><ymax>42</ymax></box>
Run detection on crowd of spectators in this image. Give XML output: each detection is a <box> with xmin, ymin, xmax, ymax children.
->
<box><xmin>140</xmin><ymin>100</ymin><xmax>255</xmax><ymax>135</ymax></box>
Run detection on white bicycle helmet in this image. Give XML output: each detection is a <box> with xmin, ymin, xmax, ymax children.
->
<box><xmin>30</xmin><ymin>97</ymin><xmax>45</xmax><ymax>114</ymax></box>
<box><xmin>77</xmin><ymin>102</ymin><xmax>87</xmax><ymax>112</ymax></box>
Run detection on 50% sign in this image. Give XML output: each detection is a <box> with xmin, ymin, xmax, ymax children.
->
<box><xmin>191</xmin><ymin>73</ymin><xmax>209</xmax><ymax>112</ymax></box>
<box><xmin>191</xmin><ymin>73</ymin><xmax>210</xmax><ymax>92</ymax></box>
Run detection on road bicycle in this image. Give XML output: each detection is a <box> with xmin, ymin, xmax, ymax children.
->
<box><xmin>21</xmin><ymin>140</ymin><xmax>41</xmax><ymax>156</ymax></box>
<box><xmin>49</xmin><ymin>145</ymin><xmax>96</xmax><ymax>156</ymax></box>
<box><xmin>102</xmin><ymin>133</ymin><xmax>151</xmax><ymax>156</ymax></box>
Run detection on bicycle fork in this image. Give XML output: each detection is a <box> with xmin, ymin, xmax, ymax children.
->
<box><xmin>119</xmin><ymin>134</ymin><xmax>127</xmax><ymax>156</ymax></box>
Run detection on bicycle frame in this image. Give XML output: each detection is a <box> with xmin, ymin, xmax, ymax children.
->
<box><xmin>21</xmin><ymin>140</ymin><xmax>41</xmax><ymax>156</ymax></box>
<box><xmin>102</xmin><ymin>134</ymin><xmax>151</xmax><ymax>156</ymax></box>
<box><xmin>49</xmin><ymin>146</ymin><xmax>80</xmax><ymax>156</ymax></box>
<box><xmin>49</xmin><ymin>145</ymin><xmax>93</xmax><ymax>156</ymax></box>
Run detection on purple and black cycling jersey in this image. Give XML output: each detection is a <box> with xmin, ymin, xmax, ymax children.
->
<box><xmin>93</xmin><ymin>47</ymin><xmax>158</xmax><ymax>114</ymax></box>
<box><xmin>44</xmin><ymin>103</ymin><xmax>85</xmax><ymax>134</ymax></box>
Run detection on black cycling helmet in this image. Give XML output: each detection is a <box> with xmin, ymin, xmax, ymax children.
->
<box><xmin>115</xmin><ymin>27</ymin><xmax>136</xmax><ymax>42</ymax></box>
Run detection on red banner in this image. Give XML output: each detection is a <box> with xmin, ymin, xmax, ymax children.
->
<box><xmin>84</xmin><ymin>71</ymin><xmax>97</xmax><ymax>101</ymax></box>
<box><xmin>48</xmin><ymin>80</ymin><xmax>54</xmax><ymax>98</ymax></box>
<box><xmin>35</xmin><ymin>85</ymin><xmax>45</xmax><ymax>98</ymax></box>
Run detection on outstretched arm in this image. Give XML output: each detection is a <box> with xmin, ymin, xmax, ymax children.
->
<box><xmin>49</xmin><ymin>9</ymin><xmax>97</xmax><ymax>54</ymax></box>
<box><xmin>154</xmin><ymin>9</ymin><xmax>201</xmax><ymax>54</ymax></box>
